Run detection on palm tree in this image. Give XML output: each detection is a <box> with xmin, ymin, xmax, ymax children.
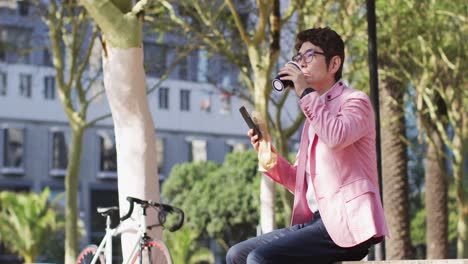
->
<box><xmin>0</xmin><ymin>188</ymin><xmax>64</xmax><ymax>264</ymax></box>
<box><xmin>376</xmin><ymin>0</ymin><xmax>421</xmax><ymax>258</ymax></box>
<box><xmin>425</xmin><ymin>125</ymin><xmax>449</xmax><ymax>258</ymax></box>
<box><xmin>379</xmin><ymin>78</ymin><xmax>413</xmax><ymax>259</ymax></box>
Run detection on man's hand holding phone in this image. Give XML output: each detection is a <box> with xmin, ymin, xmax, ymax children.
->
<box><xmin>248</xmin><ymin>129</ymin><xmax>260</xmax><ymax>151</ymax></box>
<box><xmin>239</xmin><ymin>106</ymin><xmax>262</xmax><ymax>151</ymax></box>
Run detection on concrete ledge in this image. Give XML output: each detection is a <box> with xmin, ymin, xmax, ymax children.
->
<box><xmin>339</xmin><ymin>260</ymin><xmax>468</xmax><ymax>264</ymax></box>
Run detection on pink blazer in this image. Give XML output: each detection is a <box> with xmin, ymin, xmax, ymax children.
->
<box><xmin>263</xmin><ymin>81</ymin><xmax>388</xmax><ymax>247</ymax></box>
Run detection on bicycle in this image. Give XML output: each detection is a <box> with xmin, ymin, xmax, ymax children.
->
<box><xmin>76</xmin><ymin>196</ymin><xmax>184</xmax><ymax>264</ymax></box>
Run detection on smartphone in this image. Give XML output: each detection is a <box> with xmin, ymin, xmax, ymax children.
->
<box><xmin>239</xmin><ymin>106</ymin><xmax>262</xmax><ymax>139</ymax></box>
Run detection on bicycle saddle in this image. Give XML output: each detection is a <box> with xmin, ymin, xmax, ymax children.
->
<box><xmin>97</xmin><ymin>206</ymin><xmax>119</xmax><ymax>216</ymax></box>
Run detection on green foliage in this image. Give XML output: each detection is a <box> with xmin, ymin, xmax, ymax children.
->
<box><xmin>0</xmin><ymin>188</ymin><xmax>65</xmax><ymax>264</ymax></box>
<box><xmin>162</xmin><ymin>150</ymin><xmax>261</xmax><ymax>248</ymax></box>
<box><xmin>410</xmin><ymin>208</ymin><xmax>426</xmax><ymax>245</ymax></box>
<box><xmin>164</xmin><ymin>227</ymin><xmax>214</xmax><ymax>264</ymax></box>
<box><xmin>162</xmin><ymin>161</ymin><xmax>220</xmax><ymax>207</ymax></box>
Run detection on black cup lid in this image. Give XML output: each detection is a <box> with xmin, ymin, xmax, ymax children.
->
<box><xmin>272</xmin><ymin>79</ymin><xmax>284</xmax><ymax>91</ymax></box>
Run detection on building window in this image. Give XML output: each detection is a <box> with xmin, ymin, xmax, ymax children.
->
<box><xmin>156</xmin><ymin>137</ymin><xmax>164</xmax><ymax>174</ymax></box>
<box><xmin>19</xmin><ymin>73</ymin><xmax>31</xmax><ymax>98</ymax></box>
<box><xmin>226</xmin><ymin>141</ymin><xmax>246</xmax><ymax>153</ymax></box>
<box><xmin>0</xmin><ymin>42</ymin><xmax>5</xmax><ymax>61</ymax></box>
<box><xmin>178</xmin><ymin>56</ymin><xmax>188</xmax><ymax>80</ymax></box>
<box><xmin>199</xmin><ymin>91</ymin><xmax>211</xmax><ymax>112</ymax></box>
<box><xmin>0</xmin><ymin>26</ymin><xmax>32</xmax><ymax>64</ymax></box>
<box><xmin>0</xmin><ymin>72</ymin><xmax>6</xmax><ymax>96</ymax></box>
<box><xmin>158</xmin><ymin>87</ymin><xmax>169</xmax><ymax>110</ymax></box>
<box><xmin>50</xmin><ymin>130</ymin><xmax>70</xmax><ymax>176</ymax></box>
<box><xmin>187</xmin><ymin>139</ymin><xmax>207</xmax><ymax>162</ymax></box>
<box><xmin>220</xmin><ymin>91</ymin><xmax>232</xmax><ymax>114</ymax></box>
<box><xmin>144</xmin><ymin>42</ymin><xmax>167</xmax><ymax>77</ymax></box>
<box><xmin>98</xmin><ymin>131</ymin><xmax>117</xmax><ymax>178</ymax></box>
<box><xmin>17</xmin><ymin>0</ymin><xmax>30</xmax><ymax>16</ymax></box>
<box><xmin>44</xmin><ymin>76</ymin><xmax>55</xmax><ymax>100</ymax></box>
<box><xmin>1</xmin><ymin>127</ymin><xmax>25</xmax><ymax>174</ymax></box>
<box><xmin>43</xmin><ymin>48</ymin><xmax>53</xmax><ymax>67</ymax></box>
<box><xmin>180</xmin><ymin>89</ymin><xmax>190</xmax><ymax>111</ymax></box>
<box><xmin>90</xmin><ymin>188</ymin><xmax>121</xmax><ymax>261</ymax></box>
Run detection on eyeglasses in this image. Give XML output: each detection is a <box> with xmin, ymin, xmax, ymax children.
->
<box><xmin>292</xmin><ymin>49</ymin><xmax>325</xmax><ymax>64</ymax></box>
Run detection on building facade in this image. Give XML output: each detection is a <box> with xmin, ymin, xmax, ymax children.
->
<box><xmin>0</xmin><ymin>1</ymin><xmax>300</xmax><ymax>263</ymax></box>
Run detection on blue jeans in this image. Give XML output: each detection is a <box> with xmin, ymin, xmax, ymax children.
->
<box><xmin>226</xmin><ymin>213</ymin><xmax>375</xmax><ymax>264</ymax></box>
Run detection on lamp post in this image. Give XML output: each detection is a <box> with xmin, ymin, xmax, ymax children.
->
<box><xmin>366</xmin><ymin>0</ymin><xmax>385</xmax><ymax>260</ymax></box>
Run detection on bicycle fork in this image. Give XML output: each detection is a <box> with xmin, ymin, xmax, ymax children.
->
<box><xmin>126</xmin><ymin>205</ymin><xmax>153</xmax><ymax>264</ymax></box>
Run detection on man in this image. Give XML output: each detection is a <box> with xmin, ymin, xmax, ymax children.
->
<box><xmin>226</xmin><ymin>27</ymin><xmax>388</xmax><ymax>264</ymax></box>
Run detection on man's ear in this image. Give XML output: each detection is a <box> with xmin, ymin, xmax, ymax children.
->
<box><xmin>328</xmin><ymin>56</ymin><xmax>342</xmax><ymax>75</ymax></box>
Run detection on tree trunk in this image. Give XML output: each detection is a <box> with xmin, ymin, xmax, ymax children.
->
<box><xmin>380</xmin><ymin>78</ymin><xmax>413</xmax><ymax>259</ymax></box>
<box><xmin>103</xmin><ymin>46</ymin><xmax>161</xmax><ymax>258</ymax></box>
<box><xmin>425</xmin><ymin>128</ymin><xmax>448</xmax><ymax>258</ymax></box>
<box><xmin>256</xmin><ymin>88</ymin><xmax>276</xmax><ymax>233</ymax></box>
<box><xmin>80</xmin><ymin>0</ymin><xmax>161</xmax><ymax>261</ymax></box>
<box><xmin>276</xmin><ymin>133</ymin><xmax>293</xmax><ymax>226</ymax></box>
<box><xmin>64</xmin><ymin>127</ymin><xmax>84</xmax><ymax>264</ymax></box>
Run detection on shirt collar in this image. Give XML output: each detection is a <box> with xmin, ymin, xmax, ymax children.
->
<box><xmin>321</xmin><ymin>79</ymin><xmax>346</xmax><ymax>102</ymax></box>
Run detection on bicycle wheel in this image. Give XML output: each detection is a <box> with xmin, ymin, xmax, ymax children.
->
<box><xmin>76</xmin><ymin>245</ymin><xmax>105</xmax><ymax>264</ymax></box>
<box><xmin>131</xmin><ymin>240</ymin><xmax>172</xmax><ymax>264</ymax></box>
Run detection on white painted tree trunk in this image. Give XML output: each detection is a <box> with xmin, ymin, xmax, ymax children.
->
<box><xmin>102</xmin><ymin>46</ymin><xmax>161</xmax><ymax>258</ymax></box>
<box><xmin>260</xmin><ymin>176</ymin><xmax>276</xmax><ymax>233</ymax></box>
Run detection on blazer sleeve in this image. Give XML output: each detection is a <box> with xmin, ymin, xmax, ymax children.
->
<box><xmin>260</xmin><ymin>149</ymin><xmax>297</xmax><ymax>193</ymax></box>
<box><xmin>299</xmin><ymin>91</ymin><xmax>374</xmax><ymax>150</ymax></box>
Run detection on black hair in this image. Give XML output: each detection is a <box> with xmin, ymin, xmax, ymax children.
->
<box><xmin>295</xmin><ymin>27</ymin><xmax>345</xmax><ymax>81</ymax></box>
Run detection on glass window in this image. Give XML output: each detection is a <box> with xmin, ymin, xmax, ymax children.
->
<box><xmin>220</xmin><ymin>91</ymin><xmax>232</xmax><ymax>114</ymax></box>
<box><xmin>0</xmin><ymin>42</ymin><xmax>5</xmax><ymax>62</ymax></box>
<box><xmin>0</xmin><ymin>26</ymin><xmax>32</xmax><ymax>64</ymax></box>
<box><xmin>158</xmin><ymin>87</ymin><xmax>169</xmax><ymax>110</ymax></box>
<box><xmin>89</xmin><ymin>188</ymin><xmax>121</xmax><ymax>261</ymax></box>
<box><xmin>2</xmin><ymin>127</ymin><xmax>24</xmax><ymax>170</ymax></box>
<box><xmin>43</xmin><ymin>48</ymin><xmax>53</xmax><ymax>66</ymax></box>
<box><xmin>19</xmin><ymin>73</ymin><xmax>31</xmax><ymax>98</ymax></box>
<box><xmin>200</xmin><ymin>92</ymin><xmax>211</xmax><ymax>112</ymax></box>
<box><xmin>144</xmin><ymin>42</ymin><xmax>166</xmax><ymax>77</ymax></box>
<box><xmin>50</xmin><ymin>130</ymin><xmax>70</xmax><ymax>175</ymax></box>
<box><xmin>98</xmin><ymin>131</ymin><xmax>117</xmax><ymax>177</ymax></box>
<box><xmin>0</xmin><ymin>72</ymin><xmax>6</xmax><ymax>96</ymax></box>
<box><xmin>44</xmin><ymin>76</ymin><xmax>55</xmax><ymax>100</ymax></box>
<box><xmin>197</xmin><ymin>49</ymin><xmax>208</xmax><ymax>82</ymax></box>
<box><xmin>178</xmin><ymin>56</ymin><xmax>188</xmax><ymax>80</ymax></box>
<box><xmin>227</xmin><ymin>141</ymin><xmax>246</xmax><ymax>153</ymax></box>
<box><xmin>48</xmin><ymin>188</ymin><xmax>67</xmax><ymax>212</ymax></box>
<box><xmin>180</xmin><ymin>89</ymin><xmax>190</xmax><ymax>111</ymax></box>
<box><xmin>17</xmin><ymin>0</ymin><xmax>30</xmax><ymax>16</ymax></box>
<box><xmin>188</xmin><ymin>139</ymin><xmax>207</xmax><ymax>162</ymax></box>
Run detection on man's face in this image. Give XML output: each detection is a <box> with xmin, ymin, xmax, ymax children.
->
<box><xmin>297</xmin><ymin>41</ymin><xmax>335</xmax><ymax>92</ymax></box>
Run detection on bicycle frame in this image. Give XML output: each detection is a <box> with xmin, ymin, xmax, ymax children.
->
<box><xmin>79</xmin><ymin>196</ymin><xmax>183</xmax><ymax>264</ymax></box>
<box><xmin>90</xmin><ymin>206</ymin><xmax>148</xmax><ymax>264</ymax></box>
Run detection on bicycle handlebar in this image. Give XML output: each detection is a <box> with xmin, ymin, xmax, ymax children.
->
<box><xmin>120</xmin><ymin>196</ymin><xmax>184</xmax><ymax>232</ymax></box>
